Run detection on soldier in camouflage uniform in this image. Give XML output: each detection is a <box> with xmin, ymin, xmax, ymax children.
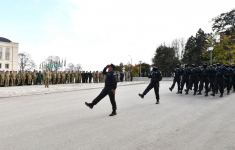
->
<box><xmin>44</xmin><ymin>70</ymin><xmax>51</xmax><ymax>88</ymax></box>
<box><xmin>27</xmin><ymin>71</ymin><xmax>33</xmax><ymax>85</ymax></box>
<box><xmin>12</xmin><ymin>71</ymin><xmax>17</xmax><ymax>86</ymax></box>
<box><xmin>21</xmin><ymin>71</ymin><xmax>26</xmax><ymax>86</ymax></box>
<box><xmin>5</xmin><ymin>71</ymin><xmax>10</xmax><ymax>87</ymax></box>
<box><xmin>62</xmin><ymin>71</ymin><xmax>66</xmax><ymax>84</ymax></box>
<box><xmin>71</xmin><ymin>71</ymin><xmax>75</xmax><ymax>84</ymax></box>
<box><xmin>66</xmin><ymin>71</ymin><xmax>70</xmax><ymax>84</ymax></box>
<box><xmin>0</xmin><ymin>71</ymin><xmax>5</xmax><ymax>87</ymax></box>
<box><xmin>9</xmin><ymin>71</ymin><xmax>14</xmax><ymax>86</ymax></box>
<box><xmin>16</xmin><ymin>71</ymin><xmax>21</xmax><ymax>86</ymax></box>
<box><xmin>32</xmin><ymin>70</ymin><xmax>37</xmax><ymax>85</ymax></box>
<box><xmin>52</xmin><ymin>71</ymin><xmax>57</xmax><ymax>84</ymax></box>
<box><xmin>92</xmin><ymin>71</ymin><xmax>96</xmax><ymax>83</ymax></box>
<box><xmin>57</xmin><ymin>71</ymin><xmax>61</xmax><ymax>84</ymax></box>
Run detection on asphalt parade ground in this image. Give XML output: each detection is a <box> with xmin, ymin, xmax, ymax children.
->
<box><xmin>0</xmin><ymin>81</ymin><xmax>234</xmax><ymax>150</ymax></box>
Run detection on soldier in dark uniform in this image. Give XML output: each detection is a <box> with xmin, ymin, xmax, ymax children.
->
<box><xmin>180</xmin><ymin>64</ymin><xmax>190</xmax><ymax>94</ymax></box>
<box><xmin>36</xmin><ymin>71</ymin><xmax>43</xmax><ymax>85</ymax></box>
<box><xmin>208</xmin><ymin>64</ymin><xmax>217</xmax><ymax>96</ymax></box>
<box><xmin>216</xmin><ymin>64</ymin><xmax>226</xmax><ymax>97</ymax></box>
<box><xmin>224</xmin><ymin>65</ymin><xmax>233</xmax><ymax>95</ymax></box>
<box><xmin>169</xmin><ymin>64</ymin><xmax>182</xmax><ymax>93</ymax></box>
<box><xmin>138</xmin><ymin>66</ymin><xmax>162</xmax><ymax>104</ymax></box>
<box><xmin>198</xmin><ymin>64</ymin><xmax>210</xmax><ymax>96</ymax></box>
<box><xmin>232</xmin><ymin>65</ymin><xmax>235</xmax><ymax>92</ymax></box>
<box><xmin>81</xmin><ymin>71</ymin><xmax>85</xmax><ymax>83</ymax></box>
<box><xmin>88</xmin><ymin>71</ymin><xmax>92</xmax><ymax>83</ymax></box>
<box><xmin>120</xmin><ymin>72</ymin><xmax>124</xmax><ymax>82</ymax></box>
<box><xmin>85</xmin><ymin>64</ymin><xmax>117</xmax><ymax>116</ymax></box>
<box><xmin>185</xmin><ymin>64</ymin><xmax>199</xmax><ymax>95</ymax></box>
<box><xmin>85</xmin><ymin>71</ymin><xmax>89</xmax><ymax>83</ymax></box>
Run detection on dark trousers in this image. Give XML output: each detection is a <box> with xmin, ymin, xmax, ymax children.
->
<box><xmin>199</xmin><ymin>79</ymin><xmax>209</xmax><ymax>93</ymax></box>
<box><xmin>180</xmin><ymin>77</ymin><xmax>189</xmax><ymax>91</ymax></box>
<box><xmin>143</xmin><ymin>82</ymin><xmax>159</xmax><ymax>101</ymax></box>
<box><xmin>209</xmin><ymin>78</ymin><xmax>216</xmax><ymax>94</ymax></box>
<box><xmin>186</xmin><ymin>78</ymin><xmax>198</xmax><ymax>94</ymax></box>
<box><xmin>170</xmin><ymin>78</ymin><xmax>180</xmax><ymax>92</ymax></box>
<box><xmin>92</xmin><ymin>87</ymin><xmax>116</xmax><ymax>111</ymax></box>
<box><xmin>217</xmin><ymin>78</ymin><xmax>224</xmax><ymax>95</ymax></box>
<box><xmin>233</xmin><ymin>76</ymin><xmax>235</xmax><ymax>91</ymax></box>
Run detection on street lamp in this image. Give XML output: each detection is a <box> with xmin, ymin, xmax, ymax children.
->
<box><xmin>207</xmin><ymin>47</ymin><xmax>214</xmax><ymax>65</ymax></box>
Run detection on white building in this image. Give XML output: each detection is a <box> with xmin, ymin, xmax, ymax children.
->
<box><xmin>0</xmin><ymin>37</ymin><xmax>19</xmax><ymax>71</ymax></box>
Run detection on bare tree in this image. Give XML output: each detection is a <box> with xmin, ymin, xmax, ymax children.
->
<box><xmin>66</xmin><ymin>63</ymin><xmax>82</xmax><ymax>71</ymax></box>
<box><xmin>171</xmin><ymin>38</ymin><xmax>185</xmax><ymax>60</ymax></box>
<box><xmin>41</xmin><ymin>56</ymin><xmax>63</xmax><ymax>71</ymax></box>
<box><xmin>18</xmin><ymin>52</ymin><xmax>36</xmax><ymax>71</ymax></box>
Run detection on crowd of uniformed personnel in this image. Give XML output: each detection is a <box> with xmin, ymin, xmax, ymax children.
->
<box><xmin>169</xmin><ymin>63</ymin><xmax>235</xmax><ymax>97</ymax></box>
<box><xmin>0</xmin><ymin>70</ymin><xmax>132</xmax><ymax>87</ymax></box>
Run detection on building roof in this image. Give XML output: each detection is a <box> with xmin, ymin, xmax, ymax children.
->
<box><xmin>0</xmin><ymin>37</ymin><xmax>12</xmax><ymax>43</ymax></box>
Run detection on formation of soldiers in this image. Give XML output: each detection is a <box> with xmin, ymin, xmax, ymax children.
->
<box><xmin>169</xmin><ymin>63</ymin><xmax>235</xmax><ymax>97</ymax></box>
<box><xmin>0</xmin><ymin>70</ymin><xmax>132</xmax><ymax>87</ymax></box>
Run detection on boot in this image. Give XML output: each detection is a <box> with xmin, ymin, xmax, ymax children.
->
<box><xmin>156</xmin><ymin>99</ymin><xmax>160</xmax><ymax>104</ymax></box>
<box><xmin>85</xmin><ymin>102</ymin><xmax>93</xmax><ymax>109</ymax></box>
<box><xmin>197</xmin><ymin>92</ymin><xmax>202</xmax><ymax>95</ymax></box>
<box><xmin>220</xmin><ymin>93</ymin><xmax>223</xmax><ymax>97</ymax></box>
<box><xmin>169</xmin><ymin>87</ymin><xmax>172</xmax><ymax>92</ymax></box>
<box><xmin>109</xmin><ymin>110</ymin><xmax>117</xmax><ymax>116</ymax></box>
<box><xmin>138</xmin><ymin>93</ymin><xmax>144</xmax><ymax>99</ymax></box>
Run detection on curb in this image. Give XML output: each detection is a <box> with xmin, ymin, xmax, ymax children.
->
<box><xmin>0</xmin><ymin>82</ymin><xmax>146</xmax><ymax>99</ymax></box>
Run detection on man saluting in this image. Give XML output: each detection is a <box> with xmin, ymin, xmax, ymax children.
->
<box><xmin>85</xmin><ymin>64</ymin><xmax>117</xmax><ymax>116</ymax></box>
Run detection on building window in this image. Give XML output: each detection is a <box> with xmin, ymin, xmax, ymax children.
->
<box><xmin>5</xmin><ymin>48</ymin><xmax>10</xmax><ymax>60</ymax></box>
<box><xmin>0</xmin><ymin>47</ymin><xmax>2</xmax><ymax>60</ymax></box>
<box><xmin>5</xmin><ymin>64</ymin><xmax>9</xmax><ymax>69</ymax></box>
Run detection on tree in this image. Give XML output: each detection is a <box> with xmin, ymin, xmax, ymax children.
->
<box><xmin>18</xmin><ymin>52</ymin><xmax>36</xmax><ymax>71</ymax></box>
<box><xmin>182</xmin><ymin>29</ymin><xmax>209</xmax><ymax>65</ymax></box>
<box><xmin>41</xmin><ymin>56</ymin><xmax>63</xmax><ymax>71</ymax></box>
<box><xmin>212</xmin><ymin>9</ymin><xmax>235</xmax><ymax>64</ymax></box>
<box><xmin>195</xmin><ymin>28</ymin><xmax>209</xmax><ymax>64</ymax></box>
<box><xmin>152</xmin><ymin>45</ymin><xmax>180</xmax><ymax>77</ymax></box>
<box><xmin>182</xmin><ymin>36</ymin><xmax>197</xmax><ymax>64</ymax></box>
<box><xmin>212</xmin><ymin>9</ymin><xmax>235</xmax><ymax>33</ymax></box>
<box><xmin>171</xmin><ymin>38</ymin><xmax>185</xmax><ymax>59</ymax></box>
<box><xmin>139</xmin><ymin>62</ymin><xmax>151</xmax><ymax>77</ymax></box>
<box><xmin>66</xmin><ymin>63</ymin><xmax>82</xmax><ymax>71</ymax></box>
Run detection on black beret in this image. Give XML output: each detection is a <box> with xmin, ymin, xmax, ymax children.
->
<box><xmin>110</xmin><ymin>64</ymin><xmax>116</xmax><ymax>70</ymax></box>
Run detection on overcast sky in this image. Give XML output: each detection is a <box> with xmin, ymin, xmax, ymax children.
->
<box><xmin>1</xmin><ymin>0</ymin><xmax>234</xmax><ymax>70</ymax></box>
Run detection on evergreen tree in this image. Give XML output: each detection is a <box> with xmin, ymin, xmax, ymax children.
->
<box><xmin>152</xmin><ymin>45</ymin><xmax>180</xmax><ymax>77</ymax></box>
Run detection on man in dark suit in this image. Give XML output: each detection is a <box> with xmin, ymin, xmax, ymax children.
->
<box><xmin>138</xmin><ymin>66</ymin><xmax>162</xmax><ymax>104</ymax></box>
<box><xmin>85</xmin><ymin>64</ymin><xmax>117</xmax><ymax>116</ymax></box>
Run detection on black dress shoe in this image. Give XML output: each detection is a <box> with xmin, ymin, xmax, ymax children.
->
<box><xmin>138</xmin><ymin>93</ymin><xmax>144</xmax><ymax>99</ymax></box>
<box><xmin>197</xmin><ymin>92</ymin><xmax>202</xmax><ymax>95</ymax></box>
<box><xmin>156</xmin><ymin>101</ymin><xmax>160</xmax><ymax>104</ymax></box>
<box><xmin>169</xmin><ymin>88</ymin><xmax>172</xmax><ymax>92</ymax></box>
<box><xmin>85</xmin><ymin>102</ymin><xmax>93</xmax><ymax>109</ymax></box>
<box><xmin>109</xmin><ymin>111</ymin><xmax>117</xmax><ymax>116</ymax></box>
